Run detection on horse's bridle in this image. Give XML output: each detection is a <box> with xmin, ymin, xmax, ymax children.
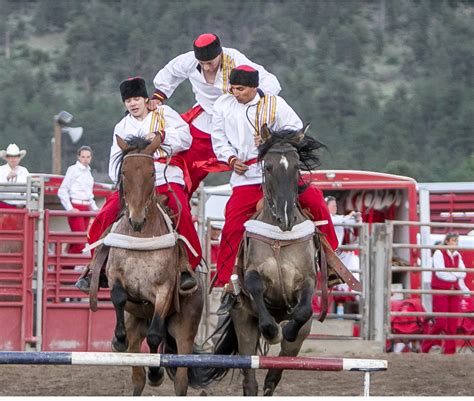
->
<box><xmin>262</xmin><ymin>144</ymin><xmax>299</xmax><ymax>220</ymax></box>
<box><xmin>122</xmin><ymin>152</ymin><xmax>156</xmax><ymax>214</ymax></box>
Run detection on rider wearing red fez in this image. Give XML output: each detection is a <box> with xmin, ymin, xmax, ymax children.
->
<box><xmin>75</xmin><ymin>77</ymin><xmax>202</xmax><ymax>293</ymax></box>
<box><xmin>149</xmin><ymin>33</ymin><xmax>281</xmax><ymax>198</ymax></box>
<box><xmin>211</xmin><ymin>65</ymin><xmax>339</xmax><ymax>314</ymax></box>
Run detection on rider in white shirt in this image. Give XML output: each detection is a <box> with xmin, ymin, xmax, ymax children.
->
<box><xmin>149</xmin><ymin>33</ymin><xmax>281</xmax><ymax>196</ymax></box>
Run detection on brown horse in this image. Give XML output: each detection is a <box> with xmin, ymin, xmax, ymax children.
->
<box><xmin>203</xmin><ymin>124</ymin><xmax>324</xmax><ymax>395</ymax></box>
<box><xmin>107</xmin><ymin>134</ymin><xmax>203</xmax><ymax>396</ymax></box>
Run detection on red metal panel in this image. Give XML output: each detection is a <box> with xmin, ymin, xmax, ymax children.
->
<box><xmin>0</xmin><ymin>209</ymin><xmax>35</xmax><ymax>350</ymax></box>
<box><xmin>42</xmin><ymin>210</ymin><xmax>115</xmax><ymax>351</ymax></box>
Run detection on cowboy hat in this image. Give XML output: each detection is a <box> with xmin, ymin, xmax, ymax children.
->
<box><xmin>0</xmin><ymin>144</ymin><xmax>27</xmax><ymax>160</ymax></box>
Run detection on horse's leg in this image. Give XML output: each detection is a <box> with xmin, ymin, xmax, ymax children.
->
<box><xmin>146</xmin><ymin>286</ymin><xmax>173</xmax><ymax>388</ymax></box>
<box><xmin>282</xmin><ymin>280</ymin><xmax>314</xmax><ymax>342</ymax></box>
<box><xmin>231</xmin><ymin>308</ymin><xmax>260</xmax><ymax>396</ymax></box>
<box><xmin>124</xmin><ymin>312</ymin><xmax>149</xmax><ymax>396</ymax></box>
<box><xmin>264</xmin><ymin>318</ymin><xmax>312</xmax><ymax>396</ymax></box>
<box><xmin>244</xmin><ymin>270</ymin><xmax>281</xmax><ymax>344</ymax></box>
<box><xmin>110</xmin><ymin>280</ymin><xmax>129</xmax><ymax>352</ymax></box>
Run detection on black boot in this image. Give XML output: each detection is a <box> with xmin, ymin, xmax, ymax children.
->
<box><xmin>74</xmin><ymin>270</ymin><xmax>108</xmax><ymax>293</ymax></box>
<box><xmin>216</xmin><ymin>292</ymin><xmax>236</xmax><ymax>315</ymax></box>
<box><xmin>75</xmin><ymin>276</ymin><xmax>91</xmax><ymax>294</ymax></box>
<box><xmin>180</xmin><ymin>271</ymin><xmax>197</xmax><ymax>291</ymax></box>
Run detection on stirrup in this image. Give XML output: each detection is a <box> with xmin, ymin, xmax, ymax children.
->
<box><xmin>216</xmin><ymin>292</ymin><xmax>236</xmax><ymax>315</ymax></box>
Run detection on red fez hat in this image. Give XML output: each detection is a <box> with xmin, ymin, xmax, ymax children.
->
<box><xmin>119</xmin><ymin>77</ymin><xmax>149</xmax><ymax>102</ymax></box>
<box><xmin>193</xmin><ymin>33</ymin><xmax>222</xmax><ymax>61</ymax></box>
<box><xmin>229</xmin><ymin>65</ymin><xmax>259</xmax><ymax>87</ymax></box>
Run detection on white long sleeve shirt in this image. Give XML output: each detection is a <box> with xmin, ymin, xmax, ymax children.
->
<box><xmin>330</xmin><ymin>214</ymin><xmax>357</xmax><ymax>245</ymax></box>
<box><xmin>109</xmin><ymin>106</ymin><xmax>191</xmax><ymax>187</ymax></box>
<box><xmin>58</xmin><ymin>161</ymin><xmax>98</xmax><ymax>211</ymax></box>
<box><xmin>432</xmin><ymin>249</ymin><xmax>466</xmax><ymax>282</ymax></box>
<box><xmin>153</xmin><ymin>48</ymin><xmax>281</xmax><ymax>133</ymax></box>
<box><xmin>211</xmin><ymin>92</ymin><xmax>302</xmax><ymax>188</ymax></box>
<box><xmin>0</xmin><ymin>163</ymin><xmax>30</xmax><ymax>206</ymax></box>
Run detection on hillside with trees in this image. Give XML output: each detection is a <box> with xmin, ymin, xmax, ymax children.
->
<box><xmin>0</xmin><ymin>0</ymin><xmax>472</xmax><ymax>184</ymax></box>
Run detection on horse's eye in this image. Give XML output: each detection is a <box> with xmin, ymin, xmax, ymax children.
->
<box><xmin>265</xmin><ymin>164</ymin><xmax>272</xmax><ymax>171</ymax></box>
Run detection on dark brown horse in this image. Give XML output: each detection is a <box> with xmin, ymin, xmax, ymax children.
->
<box><xmin>203</xmin><ymin>124</ymin><xmax>324</xmax><ymax>396</ymax></box>
<box><xmin>107</xmin><ymin>134</ymin><xmax>203</xmax><ymax>396</ymax></box>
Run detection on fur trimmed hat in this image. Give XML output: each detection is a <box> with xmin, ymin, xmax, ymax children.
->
<box><xmin>229</xmin><ymin>65</ymin><xmax>259</xmax><ymax>87</ymax></box>
<box><xmin>193</xmin><ymin>33</ymin><xmax>222</xmax><ymax>61</ymax></box>
<box><xmin>0</xmin><ymin>144</ymin><xmax>27</xmax><ymax>160</ymax></box>
<box><xmin>119</xmin><ymin>77</ymin><xmax>148</xmax><ymax>102</ymax></box>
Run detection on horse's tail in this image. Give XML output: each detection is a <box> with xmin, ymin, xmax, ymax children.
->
<box><xmin>163</xmin><ymin>314</ymin><xmax>239</xmax><ymax>388</ymax></box>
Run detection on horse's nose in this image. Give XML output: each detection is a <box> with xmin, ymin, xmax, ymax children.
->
<box><xmin>129</xmin><ymin>217</ymin><xmax>144</xmax><ymax>232</ymax></box>
<box><xmin>277</xmin><ymin>217</ymin><xmax>292</xmax><ymax>232</ymax></box>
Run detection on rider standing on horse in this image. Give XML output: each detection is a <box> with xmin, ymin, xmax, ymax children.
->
<box><xmin>75</xmin><ymin>77</ymin><xmax>201</xmax><ymax>293</ymax></box>
<box><xmin>211</xmin><ymin>65</ymin><xmax>339</xmax><ymax>313</ymax></box>
<box><xmin>148</xmin><ymin>33</ymin><xmax>281</xmax><ymax>197</ymax></box>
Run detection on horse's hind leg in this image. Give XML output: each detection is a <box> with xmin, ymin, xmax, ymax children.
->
<box><xmin>231</xmin><ymin>310</ymin><xmax>260</xmax><ymax>396</ymax></box>
<box><xmin>111</xmin><ymin>280</ymin><xmax>129</xmax><ymax>352</ymax></box>
<box><xmin>264</xmin><ymin>318</ymin><xmax>312</xmax><ymax>396</ymax></box>
<box><xmin>244</xmin><ymin>270</ymin><xmax>282</xmax><ymax>344</ymax></box>
<box><xmin>124</xmin><ymin>312</ymin><xmax>149</xmax><ymax>396</ymax></box>
<box><xmin>282</xmin><ymin>280</ymin><xmax>314</xmax><ymax>342</ymax></box>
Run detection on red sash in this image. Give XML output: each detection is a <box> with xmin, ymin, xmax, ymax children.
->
<box><xmin>194</xmin><ymin>157</ymin><xmax>259</xmax><ymax>173</ymax></box>
<box><xmin>181</xmin><ymin>105</ymin><xmax>204</xmax><ymax>125</ymax></box>
<box><xmin>155</xmin><ymin>154</ymin><xmax>192</xmax><ymax>194</ymax></box>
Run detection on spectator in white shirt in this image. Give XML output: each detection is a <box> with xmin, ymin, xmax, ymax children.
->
<box><xmin>0</xmin><ymin>143</ymin><xmax>30</xmax><ymax>208</ymax></box>
<box><xmin>58</xmin><ymin>146</ymin><xmax>98</xmax><ymax>254</ymax></box>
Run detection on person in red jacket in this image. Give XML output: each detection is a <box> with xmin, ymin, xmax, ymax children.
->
<box><xmin>422</xmin><ymin>233</ymin><xmax>470</xmax><ymax>354</ymax></box>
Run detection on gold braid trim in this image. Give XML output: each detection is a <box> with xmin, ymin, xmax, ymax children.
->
<box><xmin>221</xmin><ymin>53</ymin><xmax>236</xmax><ymax>94</ymax></box>
<box><xmin>149</xmin><ymin>108</ymin><xmax>166</xmax><ymax>157</ymax></box>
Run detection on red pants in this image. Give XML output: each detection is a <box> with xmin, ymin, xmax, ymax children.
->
<box><xmin>215</xmin><ymin>184</ymin><xmax>338</xmax><ymax>287</ymax></box>
<box><xmin>422</xmin><ymin>292</ymin><xmax>461</xmax><ymax>354</ymax></box>
<box><xmin>67</xmin><ymin>203</ymin><xmax>92</xmax><ymax>254</ymax></box>
<box><xmin>183</xmin><ymin>124</ymin><xmax>224</xmax><ymax>196</ymax></box>
<box><xmin>87</xmin><ymin>184</ymin><xmax>202</xmax><ymax>269</ymax></box>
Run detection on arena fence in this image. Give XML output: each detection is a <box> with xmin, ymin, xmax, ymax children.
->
<box><xmin>370</xmin><ymin>221</ymin><xmax>474</xmax><ymax>352</ymax></box>
<box><xmin>0</xmin><ymin>351</ymin><xmax>387</xmax><ymax>396</ymax></box>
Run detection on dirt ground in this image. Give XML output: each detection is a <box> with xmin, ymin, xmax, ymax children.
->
<box><xmin>0</xmin><ymin>352</ymin><xmax>473</xmax><ymax>397</ymax></box>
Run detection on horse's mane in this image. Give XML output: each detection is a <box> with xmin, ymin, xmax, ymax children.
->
<box><xmin>257</xmin><ymin>126</ymin><xmax>326</xmax><ymax>172</ymax></box>
<box><xmin>114</xmin><ymin>135</ymin><xmax>152</xmax><ymax>205</ymax></box>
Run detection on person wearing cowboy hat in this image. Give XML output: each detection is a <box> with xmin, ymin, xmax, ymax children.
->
<box><xmin>0</xmin><ymin>144</ymin><xmax>30</xmax><ymax>208</ymax></box>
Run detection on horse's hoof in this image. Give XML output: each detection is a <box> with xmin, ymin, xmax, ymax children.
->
<box><xmin>111</xmin><ymin>336</ymin><xmax>128</xmax><ymax>352</ymax></box>
<box><xmin>264</xmin><ymin>386</ymin><xmax>275</xmax><ymax>396</ymax></box>
<box><xmin>281</xmin><ymin>321</ymin><xmax>298</xmax><ymax>342</ymax></box>
<box><xmin>148</xmin><ymin>367</ymin><xmax>165</xmax><ymax>387</ymax></box>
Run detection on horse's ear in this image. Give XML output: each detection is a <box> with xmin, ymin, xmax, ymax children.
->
<box><xmin>260</xmin><ymin>124</ymin><xmax>271</xmax><ymax>143</ymax></box>
<box><xmin>295</xmin><ymin>123</ymin><xmax>310</xmax><ymax>143</ymax></box>
<box><xmin>144</xmin><ymin>133</ymin><xmax>162</xmax><ymax>154</ymax></box>
<box><xmin>116</xmin><ymin>135</ymin><xmax>128</xmax><ymax>151</ymax></box>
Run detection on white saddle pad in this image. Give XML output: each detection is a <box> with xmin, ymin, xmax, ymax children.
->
<box><xmin>104</xmin><ymin>232</ymin><xmax>177</xmax><ymax>250</ymax></box>
<box><xmin>244</xmin><ymin>219</ymin><xmax>315</xmax><ymax>241</ymax></box>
